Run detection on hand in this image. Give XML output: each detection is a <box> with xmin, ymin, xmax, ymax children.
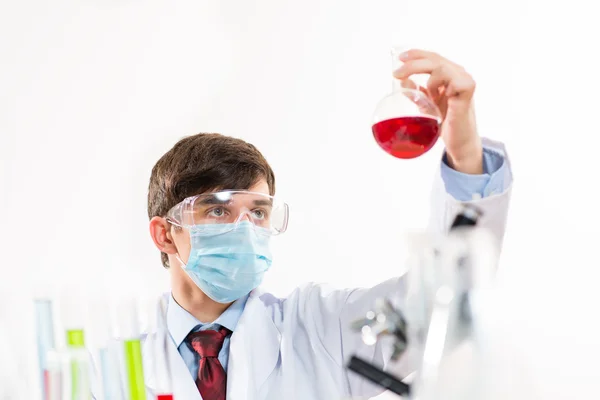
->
<box><xmin>393</xmin><ymin>49</ymin><xmax>483</xmax><ymax>174</ymax></box>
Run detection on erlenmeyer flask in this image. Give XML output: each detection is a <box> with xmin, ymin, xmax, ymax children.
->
<box><xmin>372</xmin><ymin>46</ymin><xmax>443</xmax><ymax>159</ymax></box>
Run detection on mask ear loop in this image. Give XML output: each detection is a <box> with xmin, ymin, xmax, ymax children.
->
<box><xmin>167</xmin><ymin>219</ymin><xmax>189</xmax><ymax>269</ymax></box>
<box><xmin>167</xmin><ymin>223</ymin><xmax>187</xmax><ymax>269</ymax></box>
<box><xmin>174</xmin><ymin>253</ymin><xmax>187</xmax><ymax>269</ymax></box>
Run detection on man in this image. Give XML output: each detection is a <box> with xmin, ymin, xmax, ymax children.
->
<box><xmin>144</xmin><ymin>49</ymin><xmax>512</xmax><ymax>400</ymax></box>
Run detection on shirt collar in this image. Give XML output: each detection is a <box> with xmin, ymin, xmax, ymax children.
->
<box><xmin>167</xmin><ymin>293</ymin><xmax>249</xmax><ymax>348</ymax></box>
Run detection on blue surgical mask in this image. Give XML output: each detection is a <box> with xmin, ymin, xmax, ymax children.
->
<box><xmin>176</xmin><ymin>221</ymin><xmax>273</xmax><ymax>303</ymax></box>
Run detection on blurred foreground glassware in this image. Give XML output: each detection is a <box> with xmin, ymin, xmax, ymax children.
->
<box><xmin>151</xmin><ymin>296</ymin><xmax>174</xmax><ymax>400</ymax></box>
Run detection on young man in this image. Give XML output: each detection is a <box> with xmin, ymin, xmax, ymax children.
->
<box><xmin>145</xmin><ymin>49</ymin><xmax>512</xmax><ymax>400</ymax></box>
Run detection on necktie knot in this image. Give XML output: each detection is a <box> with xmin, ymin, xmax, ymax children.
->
<box><xmin>186</xmin><ymin>327</ymin><xmax>230</xmax><ymax>358</ymax></box>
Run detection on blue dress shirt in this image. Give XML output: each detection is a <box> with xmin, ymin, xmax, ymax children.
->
<box><xmin>167</xmin><ymin>145</ymin><xmax>509</xmax><ymax>384</ymax></box>
<box><xmin>167</xmin><ymin>293</ymin><xmax>249</xmax><ymax>384</ymax></box>
<box><xmin>440</xmin><ymin>146</ymin><xmax>508</xmax><ymax>201</ymax></box>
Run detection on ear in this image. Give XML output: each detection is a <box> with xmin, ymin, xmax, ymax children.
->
<box><xmin>149</xmin><ymin>216</ymin><xmax>178</xmax><ymax>255</ymax></box>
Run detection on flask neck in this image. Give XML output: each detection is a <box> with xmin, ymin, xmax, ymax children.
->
<box><xmin>392</xmin><ymin>78</ymin><xmax>405</xmax><ymax>93</ymax></box>
<box><xmin>391</xmin><ymin>47</ymin><xmax>414</xmax><ymax>93</ymax></box>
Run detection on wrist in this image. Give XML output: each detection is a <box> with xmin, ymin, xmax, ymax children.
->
<box><xmin>446</xmin><ymin>138</ymin><xmax>483</xmax><ymax>174</ymax></box>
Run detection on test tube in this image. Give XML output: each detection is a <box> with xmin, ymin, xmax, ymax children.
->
<box><xmin>67</xmin><ymin>329</ymin><xmax>88</xmax><ymax>399</ymax></box>
<box><xmin>116</xmin><ymin>298</ymin><xmax>147</xmax><ymax>400</ymax></box>
<box><xmin>34</xmin><ymin>299</ymin><xmax>56</xmax><ymax>400</ymax></box>
<box><xmin>89</xmin><ymin>297</ymin><xmax>126</xmax><ymax>400</ymax></box>
<box><xmin>60</xmin><ymin>292</ymin><xmax>91</xmax><ymax>400</ymax></box>
<box><xmin>43</xmin><ymin>347</ymin><xmax>93</xmax><ymax>400</ymax></box>
<box><xmin>98</xmin><ymin>342</ymin><xmax>127</xmax><ymax>400</ymax></box>
<box><xmin>67</xmin><ymin>328</ymin><xmax>86</xmax><ymax>347</ymax></box>
<box><xmin>55</xmin><ymin>347</ymin><xmax>93</xmax><ymax>400</ymax></box>
<box><xmin>44</xmin><ymin>349</ymin><xmax>63</xmax><ymax>400</ymax></box>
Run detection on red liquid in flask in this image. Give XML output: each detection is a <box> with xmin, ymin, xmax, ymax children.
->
<box><xmin>157</xmin><ymin>395</ymin><xmax>174</xmax><ymax>400</ymax></box>
<box><xmin>372</xmin><ymin>116</ymin><xmax>440</xmax><ymax>159</ymax></box>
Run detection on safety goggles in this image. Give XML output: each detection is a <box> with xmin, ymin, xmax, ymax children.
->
<box><xmin>166</xmin><ymin>190</ymin><xmax>289</xmax><ymax>236</ymax></box>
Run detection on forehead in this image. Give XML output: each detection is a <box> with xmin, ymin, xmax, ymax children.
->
<box><xmin>193</xmin><ymin>179</ymin><xmax>272</xmax><ymax>205</ymax></box>
<box><xmin>188</xmin><ymin>179</ymin><xmax>271</xmax><ymax>201</ymax></box>
<box><xmin>248</xmin><ymin>179</ymin><xmax>270</xmax><ymax>195</ymax></box>
<box><xmin>196</xmin><ymin>191</ymin><xmax>272</xmax><ymax>206</ymax></box>
<box><xmin>201</xmin><ymin>179</ymin><xmax>269</xmax><ymax>196</ymax></box>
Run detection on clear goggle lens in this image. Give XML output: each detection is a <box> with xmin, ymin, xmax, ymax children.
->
<box><xmin>166</xmin><ymin>191</ymin><xmax>289</xmax><ymax>236</ymax></box>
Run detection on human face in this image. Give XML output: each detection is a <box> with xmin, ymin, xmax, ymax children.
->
<box><xmin>149</xmin><ymin>179</ymin><xmax>272</xmax><ymax>268</ymax></box>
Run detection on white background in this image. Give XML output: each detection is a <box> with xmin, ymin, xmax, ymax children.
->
<box><xmin>1</xmin><ymin>0</ymin><xmax>599</xmax><ymax>399</ymax></box>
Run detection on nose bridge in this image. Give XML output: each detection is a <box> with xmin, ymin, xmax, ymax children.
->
<box><xmin>234</xmin><ymin>206</ymin><xmax>253</xmax><ymax>223</ymax></box>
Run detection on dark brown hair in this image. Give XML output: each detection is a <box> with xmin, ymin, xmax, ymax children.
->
<box><xmin>147</xmin><ymin>133</ymin><xmax>276</xmax><ymax>268</ymax></box>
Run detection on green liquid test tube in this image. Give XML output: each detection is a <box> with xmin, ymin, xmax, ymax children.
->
<box><xmin>67</xmin><ymin>329</ymin><xmax>85</xmax><ymax>347</ymax></box>
<box><xmin>124</xmin><ymin>339</ymin><xmax>146</xmax><ymax>400</ymax></box>
<box><xmin>117</xmin><ymin>297</ymin><xmax>147</xmax><ymax>400</ymax></box>
<box><xmin>66</xmin><ymin>329</ymin><xmax>91</xmax><ymax>400</ymax></box>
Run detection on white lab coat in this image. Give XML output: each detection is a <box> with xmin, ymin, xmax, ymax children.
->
<box><xmin>142</xmin><ymin>138</ymin><xmax>513</xmax><ymax>400</ymax></box>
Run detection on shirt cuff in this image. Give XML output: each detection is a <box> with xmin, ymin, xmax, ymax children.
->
<box><xmin>440</xmin><ymin>146</ymin><xmax>507</xmax><ymax>201</ymax></box>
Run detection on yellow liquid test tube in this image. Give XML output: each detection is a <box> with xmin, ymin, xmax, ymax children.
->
<box><xmin>117</xmin><ymin>298</ymin><xmax>147</xmax><ymax>400</ymax></box>
<box><xmin>124</xmin><ymin>339</ymin><xmax>146</xmax><ymax>400</ymax></box>
<box><xmin>66</xmin><ymin>328</ymin><xmax>91</xmax><ymax>400</ymax></box>
<box><xmin>67</xmin><ymin>329</ymin><xmax>85</xmax><ymax>347</ymax></box>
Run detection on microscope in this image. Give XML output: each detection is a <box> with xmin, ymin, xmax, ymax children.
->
<box><xmin>346</xmin><ymin>204</ymin><xmax>498</xmax><ymax>398</ymax></box>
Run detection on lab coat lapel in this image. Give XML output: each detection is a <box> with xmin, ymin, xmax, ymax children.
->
<box><xmin>143</xmin><ymin>327</ymin><xmax>201</xmax><ymax>400</ymax></box>
<box><xmin>227</xmin><ymin>289</ymin><xmax>281</xmax><ymax>400</ymax></box>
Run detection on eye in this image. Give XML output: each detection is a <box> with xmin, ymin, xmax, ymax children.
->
<box><xmin>252</xmin><ymin>209</ymin><xmax>266</xmax><ymax>220</ymax></box>
<box><xmin>208</xmin><ymin>207</ymin><xmax>226</xmax><ymax>218</ymax></box>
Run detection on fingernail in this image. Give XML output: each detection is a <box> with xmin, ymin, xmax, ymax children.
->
<box><xmin>399</xmin><ymin>52</ymin><xmax>409</xmax><ymax>60</ymax></box>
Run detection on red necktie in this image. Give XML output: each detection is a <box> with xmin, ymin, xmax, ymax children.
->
<box><xmin>186</xmin><ymin>327</ymin><xmax>231</xmax><ymax>400</ymax></box>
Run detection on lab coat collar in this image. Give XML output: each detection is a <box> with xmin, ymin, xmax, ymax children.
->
<box><xmin>144</xmin><ymin>290</ymin><xmax>281</xmax><ymax>400</ymax></box>
<box><xmin>167</xmin><ymin>292</ymin><xmax>249</xmax><ymax>349</ymax></box>
<box><xmin>227</xmin><ymin>287</ymin><xmax>282</xmax><ymax>399</ymax></box>
<box><xmin>143</xmin><ymin>293</ymin><xmax>201</xmax><ymax>400</ymax></box>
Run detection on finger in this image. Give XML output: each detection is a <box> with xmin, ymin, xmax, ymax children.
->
<box><xmin>426</xmin><ymin>68</ymin><xmax>449</xmax><ymax>115</ymax></box>
<box><xmin>399</xmin><ymin>78</ymin><xmax>418</xmax><ymax>90</ymax></box>
<box><xmin>395</xmin><ymin>80</ymin><xmax>436</xmax><ymax>116</ymax></box>
<box><xmin>393</xmin><ymin>59</ymin><xmax>438</xmax><ymax>79</ymax></box>
<box><xmin>445</xmin><ymin>69</ymin><xmax>476</xmax><ymax>98</ymax></box>
<box><xmin>426</xmin><ymin>67</ymin><xmax>449</xmax><ymax>99</ymax></box>
<box><xmin>418</xmin><ymin>85</ymin><xmax>432</xmax><ymax>98</ymax></box>
<box><xmin>398</xmin><ymin>49</ymin><xmax>442</xmax><ymax>62</ymax></box>
<box><xmin>427</xmin><ymin>64</ymin><xmax>475</xmax><ymax>99</ymax></box>
<box><xmin>416</xmin><ymin>86</ymin><xmax>442</xmax><ymax>116</ymax></box>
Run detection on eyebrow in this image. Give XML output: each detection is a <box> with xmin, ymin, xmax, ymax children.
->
<box><xmin>196</xmin><ymin>197</ymin><xmax>273</xmax><ymax>207</ymax></box>
<box><xmin>253</xmin><ymin>199</ymin><xmax>273</xmax><ymax>207</ymax></box>
<box><xmin>196</xmin><ymin>197</ymin><xmax>232</xmax><ymax>205</ymax></box>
